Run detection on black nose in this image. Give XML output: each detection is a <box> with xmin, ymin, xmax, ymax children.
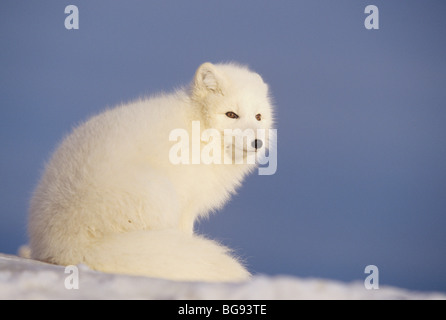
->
<box><xmin>252</xmin><ymin>139</ymin><xmax>263</xmax><ymax>149</ymax></box>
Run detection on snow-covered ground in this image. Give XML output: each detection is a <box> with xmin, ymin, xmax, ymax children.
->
<box><xmin>0</xmin><ymin>253</ymin><xmax>444</xmax><ymax>300</ymax></box>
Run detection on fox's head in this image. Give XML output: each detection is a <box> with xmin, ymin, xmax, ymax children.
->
<box><xmin>191</xmin><ymin>62</ymin><xmax>275</xmax><ymax>165</ymax></box>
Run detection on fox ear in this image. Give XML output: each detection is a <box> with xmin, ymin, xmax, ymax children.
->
<box><xmin>193</xmin><ymin>62</ymin><xmax>225</xmax><ymax>96</ymax></box>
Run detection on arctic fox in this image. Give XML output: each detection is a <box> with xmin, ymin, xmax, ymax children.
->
<box><xmin>28</xmin><ymin>62</ymin><xmax>274</xmax><ymax>282</ymax></box>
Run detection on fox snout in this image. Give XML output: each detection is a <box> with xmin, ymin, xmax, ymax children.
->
<box><xmin>252</xmin><ymin>139</ymin><xmax>263</xmax><ymax>150</ymax></box>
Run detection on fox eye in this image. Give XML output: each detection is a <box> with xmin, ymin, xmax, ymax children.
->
<box><xmin>225</xmin><ymin>111</ymin><xmax>239</xmax><ymax>119</ymax></box>
<box><xmin>255</xmin><ymin>114</ymin><xmax>262</xmax><ymax>121</ymax></box>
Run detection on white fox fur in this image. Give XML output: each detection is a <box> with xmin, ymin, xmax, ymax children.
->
<box><xmin>28</xmin><ymin>62</ymin><xmax>274</xmax><ymax>282</ymax></box>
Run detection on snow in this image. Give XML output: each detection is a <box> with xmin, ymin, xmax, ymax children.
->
<box><xmin>0</xmin><ymin>253</ymin><xmax>444</xmax><ymax>300</ymax></box>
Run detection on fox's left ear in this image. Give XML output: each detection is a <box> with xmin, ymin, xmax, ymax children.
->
<box><xmin>193</xmin><ymin>62</ymin><xmax>226</xmax><ymax>97</ymax></box>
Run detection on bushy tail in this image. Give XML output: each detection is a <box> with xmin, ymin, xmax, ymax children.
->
<box><xmin>17</xmin><ymin>245</ymin><xmax>32</xmax><ymax>259</ymax></box>
<box><xmin>82</xmin><ymin>230</ymin><xmax>250</xmax><ymax>282</ymax></box>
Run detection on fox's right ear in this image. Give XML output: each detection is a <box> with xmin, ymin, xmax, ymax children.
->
<box><xmin>193</xmin><ymin>62</ymin><xmax>225</xmax><ymax>97</ymax></box>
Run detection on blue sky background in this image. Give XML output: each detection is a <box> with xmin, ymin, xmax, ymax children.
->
<box><xmin>1</xmin><ymin>1</ymin><xmax>445</xmax><ymax>293</ymax></box>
